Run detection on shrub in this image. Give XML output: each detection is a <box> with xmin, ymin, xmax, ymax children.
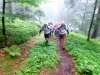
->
<box><xmin>5</xmin><ymin>21</ymin><xmax>39</xmax><ymax>44</ymax></box>
<box><xmin>66</xmin><ymin>32</ymin><xmax>100</xmax><ymax>75</ymax></box>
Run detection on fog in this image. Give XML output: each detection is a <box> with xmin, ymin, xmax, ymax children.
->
<box><xmin>40</xmin><ymin>0</ymin><xmax>65</xmax><ymax>23</ymax></box>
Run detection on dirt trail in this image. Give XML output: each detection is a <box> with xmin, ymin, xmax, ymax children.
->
<box><xmin>0</xmin><ymin>35</ymin><xmax>76</xmax><ymax>75</ymax></box>
<box><xmin>53</xmin><ymin>39</ymin><xmax>76</xmax><ymax>75</ymax></box>
<box><xmin>38</xmin><ymin>38</ymin><xmax>76</xmax><ymax>75</ymax></box>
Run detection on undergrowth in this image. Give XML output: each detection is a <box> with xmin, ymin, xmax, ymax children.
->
<box><xmin>16</xmin><ymin>40</ymin><xmax>60</xmax><ymax>75</ymax></box>
<box><xmin>66</xmin><ymin>32</ymin><xmax>100</xmax><ymax>75</ymax></box>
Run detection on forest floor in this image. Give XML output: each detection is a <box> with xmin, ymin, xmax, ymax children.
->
<box><xmin>0</xmin><ymin>35</ymin><xmax>76</xmax><ymax>75</ymax></box>
<box><xmin>38</xmin><ymin>38</ymin><xmax>76</xmax><ymax>75</ymax></box>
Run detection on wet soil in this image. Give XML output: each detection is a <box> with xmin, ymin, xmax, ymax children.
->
<box><xmin>53</xmin><ymin>39</ymin><xmax>76</xmax><ymax>75</ymax></box>
<box><xmin>38</xmin><ymin>38</ymin><xmax>76</xmax><ymax>75</ymax></box>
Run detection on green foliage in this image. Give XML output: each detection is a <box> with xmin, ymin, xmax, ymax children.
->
<box><xmin>5</xmin><ymin>20</ymin><xmax>39</xmax><ymax>44</ymax></box>
<box><xmin>5</xmin><ymin>13</ymin><xmax>26</xmax><ymax>21</ymax></box>
<box><xmin>16</xmin><ymin>41</ymin><xmax>60</xmax><ymax>75</ymax></box>
<box><xmin>0</xmin><ymin>34</ymin><xmax>6</xmax><ymax>47</ymax></box>
<box><xmin>34</xmin><ymin>9</ymin><xmax>45</xmax><ymax>17</ymax></box>
<box><xmin>3</xmin><ymin>45</ymin><xmax>21</xmax><ymax>57</ymax></box>
<box><xmin>12</xmin><ymin>0</ymin><xmax>48</xmax><ymax>6</ymax></box>
<box><xmin>66</xmin><ymin>32</ymin><xmax>100</xmax><ymax>75</ymax></box>
<box><xmin>97</xmin><ymin>37</ymin><xmax>100</xmax><ymax>42</ymax></box>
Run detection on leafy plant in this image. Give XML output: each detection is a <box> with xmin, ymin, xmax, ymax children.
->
<box><xmin>17</xmin><ymin>41</ymin><xmax>60</xmax><ymax>75</ymax></box>
<box><xmin>0</xmin><ymin>34</ymin><xmax>6</xmax><ymax>47</ymax></box>
<box><xmin>3</xmin><ymin>45</ymin><xmax>21</xmax><ymax>57</ymax></box>
<box><xmin>5</xmin><ymin>20</ymin><xmax>39</xmax><ymax>44</ymax></box>
<box><xmin>66</xmin><ymin>32</ymin><xmax>100</xmax><ymax>75</ymax></box>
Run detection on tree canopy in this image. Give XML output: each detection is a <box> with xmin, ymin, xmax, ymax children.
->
<box><xmin>12</xmin><ymin>0</ymin><xmax>48</xmax><ymax>6</ymax></box>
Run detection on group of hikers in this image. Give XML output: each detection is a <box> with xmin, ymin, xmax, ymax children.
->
<box><xmin>39</xmin><ymin>21</ymin><xmax>69</xmax><ymax>50</ymax></box>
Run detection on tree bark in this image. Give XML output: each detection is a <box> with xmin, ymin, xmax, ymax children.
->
<box><xmin>87</xmin><ymin>0</ymin><xmax>98</xmax><ymax>41</ymax></box>
<box><xmin>2</xmin><ymin>0</ymin><xmax>7</xmax><ymax>45</ymax></box>
<box><xmin>39</xmin><ymin>10</ymin><xmax>41</xmax><ymax>23</ymax></box>
<box><xmin>8</xmin><ymin>0</ymin><xmax>12</xmax><ymax>13</ymax></box>
<box><xmin>91</xmin><ymin>5</ymin><xmax>100</xmax><ymax>39</ymax></box>
<box><xmin>2</xmin><ymin>0</ymin><xmax>6</xmax><ymax>35</ymax></box>
<box><xmin>81</xmin><ymin>0</ymin><xmax>89</xmax><ymax>31</ymax></box>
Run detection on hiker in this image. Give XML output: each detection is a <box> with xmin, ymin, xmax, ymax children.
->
<box><xmin>48</xmin><ymin>22</ymin><xmax>55</xmax><ymax>38</ymax></box>
<box><xmin>39</xmin><ymin>24</ymin><xmax>51</xmax><ymax>43</ymax></box>
<box><xmin>47</xmin><ymin>23</ymin><xmax>52</xmax><ymax>38</ymax></box>
<box><xmin>58</xmin><ymin>21</ymin><xmax>69</xmax><ymax>50</ymax></box>
<box><xmin>50</xmin><ymin>22</ymin><xmax>54</xmax><ymax>38</ymax></box>
<box><xmin>54</xmin><ymin>22</ymin><xmax>61</xmax><ymax>39</ymax></box>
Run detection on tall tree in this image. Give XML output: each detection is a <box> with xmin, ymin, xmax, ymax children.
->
<box><xmin>12</xmin><ymin>0</ymin><xmax>48</xmax><ymax>6</ymax></box>
<box><xmin>91</xmin><ymin>5</ymin><xmax>100</xmax><ymax>38</ymax></box>
<box><xmin>81</xmin><ymin>0</ymin><xmax>89</xmax><ymax>30</ymax></box>
<box><xmin>34</xmin><ymin>9</ymin><xmax>45</xmax><ymax>23</ymax></box>
<box><xmin>8</xmin><ymin>0</ymin><xmax>12</xmax><ymax>13</ymax></box>
<box><xmin>2</xmin><ymin>0</ymin><xmax>6</xmax><ymax>36</ymax></box>
<box><xmin>87</xmin><ymin>0</ymin><xmax>98</xmax><ymax>41</ymax></box>
<box><xmin>2</xmin><ymin>0</ymin><xmax>7</xmax><ymax>45</ymax></box>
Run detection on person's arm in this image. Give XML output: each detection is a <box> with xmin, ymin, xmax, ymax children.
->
<box><xmin>65</xmin><ymin>25</ymin><xmax>69</xmax><ymax>34</ymax></box>
<box><xmin>39</xmin><ymin>27</ymin><xmax>43</xmax><ymax>35</ymax></box>
<box><xmin>39</xmin><ymin>30</ymin><xmax>42</xmax><ymax>34</ymax></box>
<box><xmin>67</xmin><ymin>30</ymin><xmax>69</xmax><ymax>34</ymax></box>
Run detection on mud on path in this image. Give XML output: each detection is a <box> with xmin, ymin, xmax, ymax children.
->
<box><xmin>53</xmin><ymin>39</ymin><xmax>76</xmax><ymax>75</ymax></box>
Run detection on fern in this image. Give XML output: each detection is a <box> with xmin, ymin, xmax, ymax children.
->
<box><xmin>3</xmin><ymin>45</ymin><xmax>21</xmax><ymax>57</ymax></box>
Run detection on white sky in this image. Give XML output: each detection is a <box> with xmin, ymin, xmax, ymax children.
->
<box><xmin>40</xmin><ymin>0</ymin><xmax>65</xmax><ymax>22</ymax></box>
<box><xmin>48</xmin><ymin>0</ymin><xmax>61</xmax><ymax>14</ymax></box>
<box><xmin>41</xmin><ymin>0</ymin><xmax>62</xmax><ymax>14</ymax></box>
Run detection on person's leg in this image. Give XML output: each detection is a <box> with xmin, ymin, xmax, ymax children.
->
<box><xmin>59</xmin><ymin>34</ymin><xmax>62</xmax><ymax>46</ymax></box>
<box><xmin>45</xmin><ymin>38</ymin><xmax>49</xmax><ymax>43</ymax></box>
<box><xmin>51</xmin><ymin>31</ymin><xmax>54</xmax><ymax>38</ymax></box>
<box><xmin>60</xmin><ymin>34</ymin><xmax>66</xmax><ymax>50</ymax></box>
<box><xmin>62</xmin><ymin>34</ymin><xmax>66</xmax><ymax>50</ymax></box>
<box><xmin>44</xmin><ymin>33</ymin><xmax>50</xmax><ymax>43</ymax></box>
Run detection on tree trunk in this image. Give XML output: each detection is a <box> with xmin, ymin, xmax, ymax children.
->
<box><xmin>87</xmin><ymin>0</ymin><xmax>98</xmax><ymax>41</ymax></box>
<box><xmin>91</xmin><ymin>25</ymin><xmax>99</xmax><ymax>38</ymax></box>
<box><xmin>81</xmin><ymin>0</ymin><xmax>89</xmax><ymax>31</ymax></box>
<box><xmin>2</xmin><ymin>0</ymin><xmax>6</xmax><ymax>35</ymax></box>
<box><xmin>91</xmin><ymin>5</ymin><xmax>100</xmax><ymax>39</ymax></box>
<box><xmin>8</xmin><ymin>0</ymin><xmax>12</xmax><ymax>13</ymax></box>
<box><xmin>2</xmin><ymin>0</ymin><xmax>7</xmax><ymax>45</ymax></box>
<box><xmin>23</xmin><ymin>6</ymin><xmax>26</xmax><ymax>20</ymax></box>
<box><xmin>39</xmin><ymin>10</ymin><xmax>41</xmax><ymax>23</ymax></box>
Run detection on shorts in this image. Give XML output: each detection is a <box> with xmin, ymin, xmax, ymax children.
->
<box><xmin>59</xmin><ymin>34</ymin><xmax>66</xmax><ymax>39</ymax></box>
<box><xmin>44</xmin><ymin>33</ymin><xmax>50</xmax><ymax>38</ymax></box>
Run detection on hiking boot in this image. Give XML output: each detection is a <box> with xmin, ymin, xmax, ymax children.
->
<box><xmin>46</xmin><ymin>41</ymin><xmax>48</xmax><ymax>43</ymax></box>
<box><xmin>62</xmin><ymin>48</ymin><xmax>65</xmax><ymax>50</ymax></box>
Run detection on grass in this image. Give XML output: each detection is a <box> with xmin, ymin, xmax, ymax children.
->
<box><xmin>66</xmin><ymin>32</ymin><xmax>100</xmax><ymax>75</ymax></box>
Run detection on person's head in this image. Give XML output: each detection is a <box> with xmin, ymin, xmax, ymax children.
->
<box><xmin>44</xmin><ymin>24</ymin><xmax>47</xmax><ymax>28</ymax></box>
<box><xmin>61</xmin><ymin>21</ymin><xmax>65</xmax><ymax>25</ymax></box>
<box><xmin>48</xmin><ymin>23</ymin><xmax>50</xmax><ymax>26</ymax></box>
<box><xmin>50</xmin><ymin>22</ymin><xmax>53</xmax><ymax>25</ymax></box>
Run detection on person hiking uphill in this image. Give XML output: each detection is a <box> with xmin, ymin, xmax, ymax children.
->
<box><xmin>58</xmin><ymin>21</ymin><xmax>69</xmax><ymax>50</ymax></box>
<box><xmin>54</xmin><ymin>22</ymin><xmax>61</xmax><ymax>38</ymax></box>
<box><xmin>39</xmin><ymin>24</ymin><xmax>51</xmax><ymax>43</ymax></box>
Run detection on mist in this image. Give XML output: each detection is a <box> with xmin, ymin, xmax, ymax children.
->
<box><xmin>40</xmin><ymin>0</ymin><xmax>65</xmax><ymax>23</ymax></box>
